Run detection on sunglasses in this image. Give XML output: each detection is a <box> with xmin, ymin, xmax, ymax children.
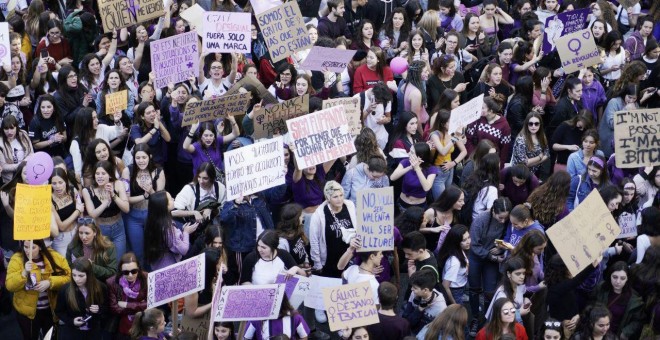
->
<box><xmin>502</xmin><ymin>308</ymin><xmax>517</xmax><ymax>315</ymax></box>
<box><xmin>77</xmin><ymin>217</ymin><xmax>94</xmax><ymax>225</ymax></box>
<box><xmin>122</xmin><ymin>269</ymin><xmax>139</xmax><ymax>276</ymax></box>
<box><xmin>545</xmin><ymin>321</ymin><xmax>561</xmax><ymax>327</ymax></box>
<box><xmin>528</xmin><ymin>122</ymin><xmax>540</xmax><ymax>127</ymax></box>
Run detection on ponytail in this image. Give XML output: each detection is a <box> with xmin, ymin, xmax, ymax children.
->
<box><xmin>129</xmin><ymin>309</ymin><xmax>164</xmax><ymax>339</ymax></box>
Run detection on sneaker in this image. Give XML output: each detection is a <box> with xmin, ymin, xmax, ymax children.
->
<box><xmin>310</xmin><ymin>329</ymin><xmax>331</xmax><ymax>340</ymax></box>
<box><xmin>314</xmin><ymin>309</ymin><xmax>327</xmax><ymax>323</ymax></box>
<box><xmin>469</xmin><ymin>319</ymin><xmax>479</xmax><ymax>337</ymax></box>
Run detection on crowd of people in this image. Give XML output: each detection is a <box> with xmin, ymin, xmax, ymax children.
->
<box><xmin>0</xmin><ymin>0</ymin><xmax>659</xmax><ymax>339</ymax></box>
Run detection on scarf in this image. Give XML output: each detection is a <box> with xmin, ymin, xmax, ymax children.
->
<box><xmin>119</xmin><ymin>275</ymin><xmax>141</xmax><ymax>299</ymax></box>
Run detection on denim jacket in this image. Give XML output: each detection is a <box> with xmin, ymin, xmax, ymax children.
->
<box><xmin>220</xmin><ymin>196</ymin><xmax>274</xmax><ymax>253</ymax></box>
<box><xmin>568</xmin><ymin>175</ymin><xmax>596</xmax><ymax>212</ymax></box>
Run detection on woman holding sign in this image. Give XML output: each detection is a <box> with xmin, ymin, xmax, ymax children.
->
<box><xmin>6</xmin><ymin>239</ymin><xmax>71</xmax><ymax>340</ymax></box>
<box><xmin>182</xmin><ymin>116</ymin><xmax>240</xmax><ymax>178</ymax></box>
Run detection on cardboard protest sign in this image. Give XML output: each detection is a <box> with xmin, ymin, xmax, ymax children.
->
<box><xmin>14</xmin><ymin>184</ymin><xmax>52</xmax><ymax>240</ymax></box>
<box><xmin>98</xmin><ymin>0</ymin><xmax>164</xmax><ymax>33</ymax></box>
<box><xmin>180</xmin><ymin>312</ymin><xmax>210</xmax><ymax>340</ymax></box>
<box><xmin>225</xmin><ymin>75</ymin><xmax>278</xmax><ymax>105</ymax></box>
<box><xmin>449</xmin><ymin>94</ymin><xmax>483</xmax><ymax>134</ymax></box>
<box><xmin>203</xmin><ymin>12</ymin><xmax>251</xmax><ymax>53</ymax></box>
<box><xmin>224</xmin><ymin>136</ymin><xmax>285</xmax><ymax>200</ymax></box>
<box><xmin>542</xmin><ymin>8</ymin><xmax>590</xmax><ymax>53</ymax></box>
<box><xmin>301</xmin><ymin>47</ymin><xmax>356</xmax><ymax>73</ymax></box>
<box><xmin>151</xmin><ymin>31</ymin><xmax>199</xmax><ymax>89</ymax></box>
<box><xmin>547</xmin><ymin>190</ymin><xmax>621</xmax><ymax>276</ymax></box>
<box><xmin>275</xmin><ymin>274</ymin><xmax>311</xmax><ymax>309</ymax></box>
<box><xmin>613</xmin><ymin>108</ymin><xmax>660</xmax><ymax>168</ymax></box>
<box><xmin>215</xmin><ymin>284</ymin><xmax>286</xmax><ymax>321</ymax></box>
<box><xmin>322</xmin><ymin>281</ymin><xmax>379</xmax><ymax>332</ymax></box>
<box><xmin>322</xmin><ymin>97</ymin><xmax>362</xmax><ymax>136</ymax></box>
<box><xmin>304</xmin><ymin>275</ymin><xmax>342</xmax><ymax>310</ymax></box>
<box><xmin>556</xmin><ymin>29</ymin><xmax>600</xmax><ymax>74</ymax></box>
<box><xmin>356</xmin><ymin>187</ymin><xmax>395</xmax><ymax>252</ymax></box>
<box><xmin>105</xmin><ymin>90</ymin><xmax>128</xmax><ymax>115</ymax></box>
<box><xmin>617</xmin><ymin>212</ymin><xmax>638</xmax><ymax>239</ymax></box>
<box><xmin>147</xmin><ymin>253</ymin><xmax>205</xmax><ymax>308</ymax></box>
<box><xmin>287</xmin><ymin>105</ymin><xmax>356</xmax><ymax>169</ymax></box>
<box><xmin>253</xmin><ymin>95</ymin><xmax>309</xmax><ymax>139</ymax></box>
<box><xmin>256</xmin><ymin>2</ymin><xmax>312</xmax><ymax>62</ymax></box>
<box><xmin>250</xmin><ymin>0</ymin><xmax>282</xmax><ymax>15</ymax></box>
<box><xmin>180</xmin><ymin>4</ymin><xmax>205</xmax><ymax>34</ymax></box>
<box><xmin>0</xmin><ymin>23</ymin><xmax>10</xmax><ymax>67</ymax></box>
<box><xmin>181</xmin><ymin>92</ymin><xmax>252</xmax><ymax>127</ymax></box>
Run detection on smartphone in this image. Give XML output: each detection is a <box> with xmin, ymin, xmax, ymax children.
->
<box><xmin>494</xmin><ymin>239</ymin><xmax>504</xmax><ymax>245</ymax></box>
<box><xmin>40</xmin><ymin>50</ymin><xmax>49</xmax><ymax>59</ymax></box>
<box><xmin>82</xmin><ymin>315</ymin><xmax>92</xmax><ymax>323</ymax></box>
<box><xmin>646</xmin><ymin>87</ymin><xmax>657</xmax><ymax>93</ymax></box>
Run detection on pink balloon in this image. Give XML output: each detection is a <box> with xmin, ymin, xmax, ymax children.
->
<box><xmin>390</xmin><ymin>57</ymin><xmax>409</xmax><ymax>74</ymax></box>
<box><xmin>25</xmin><ymin>152</ymin><xmax>54</xmax><ymax>185</ymax></box>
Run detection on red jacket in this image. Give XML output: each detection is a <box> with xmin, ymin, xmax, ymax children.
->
<box><xmin>106</xmin><ymin>274</ymin><xmax>148</xmax><ymax>335</ymax></box>
<box><xmin>475</xmin><ymin>323</ymin><xmax>528</xmax><ymax>340</ymax></box>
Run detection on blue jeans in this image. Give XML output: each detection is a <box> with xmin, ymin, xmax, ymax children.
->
<box><xmin>432</xmin><ymin>168</ymin><xmax>454</xmax><ymax>201</ymax></box>
<box><xmin>125</xmin><ymin>208</ymin><xmax>147</xmax><ymax>265</ymax></box>
<box><xmin>99</xmin><ymin>218</ymin><xmax>126</xmax><ymax>262</ymax></box>
<box><xmin>450</xmin><ymin>285</ymin><xmax>466</xmax><ymax>305</ymax></box>
<box><xmin>468</xmin><ymin>252</ymin><xmax>501</xmax><ymax>318</ymax></box>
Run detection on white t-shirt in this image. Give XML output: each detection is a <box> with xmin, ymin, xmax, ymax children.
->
<box><xmin>199</xmin><ymin>77</ymin><xmax>232</xmax><ymax>99</ymax></box>
<box><xmin>472</xmin><ymin>186</ymin><xmax>498</xmax><ymax>220</ymax></box>
<box><xmin>356</xmin><ymin>91</ymin><xmax>391</xmax><ymax>150</ymax></box>
<box><xmin>636</xmin><ymin>234</ymin><xmax>651</xmax><ymax>264</ymax></box>
<box><xmin>616</xmin><ymin>4</ymin><xmax>641</xmax><ymax>26</ymax></box>
<box><xmin>342</xmin><ymin>265</ymin><xmax>380</xmax><ymax>303</ymax></box>
<box><xmin>442</xmin><ymin>254</ymin><xmax>468</xmax><ymax>288</ymax></box>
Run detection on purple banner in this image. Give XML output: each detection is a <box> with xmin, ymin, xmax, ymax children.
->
<box><xmin>542</xmin><ymin>8</ymin><xmax>590</xmax><ymax>54</ymax></box>
<box><xmin>215</xmin><ymin>284</ymin><xmax>286</xmax><ymax>321</ymax></box>
<box><xmin>147</xmin><ymin>254</ymin><xmax>205</xmax><ymax>308</ymax></box>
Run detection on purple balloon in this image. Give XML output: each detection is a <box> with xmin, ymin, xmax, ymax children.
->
<box><xmin>25</xmin><ymin>152</ymin><xmax>54</xmax><ymax>185</ymax></box>
<box><xmin>390</xmin><ymin>57</ymin><xmax>409</xmax><ymax>75</ymax></box>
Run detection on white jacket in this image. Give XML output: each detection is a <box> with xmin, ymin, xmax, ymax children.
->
<box><xmin>310</xmin><ymin>199</ymin><xmax>357</xmax><ymax>271</ymax></box>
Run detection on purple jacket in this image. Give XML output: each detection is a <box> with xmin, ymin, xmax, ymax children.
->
<box><xmin>581</xmin><ymin>80</ymin><xmax>607</xmax><ymax>121</ymax></box>
<box><xmin>624</xmin><ymin>31</ymin><xmax>646</xmax><ymax>61</ymax></box>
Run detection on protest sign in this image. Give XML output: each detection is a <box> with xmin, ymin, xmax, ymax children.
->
<box><xmin>613</xmin><ymin>108</ymin><xmax>660</xmax><ymax>168</ymax></box>
<box><xmin>98</xmin><ymin>0</ymin><xmax>165</xmax><ymax>33</ymax></box>
<box><xmin>203</xmin><ymin>12</ymin><xmax>251</xmax><ymax>53</ymax></box>
<box><xmin>253</xmin><ymin>95</ymin><xmax>309</xmax><ymax>139</ymax></box>
<box><xmin>322</xmin><ymin>281</ymin><xmax>379</xmax><ymax>332</ymax></box>
<box><xmin>250</xmin><ymin>0</ymin><xmax>282</xmax><ymax>15</ymax></box>
<box><xmin>547</xmin><ymin>190</ymin><xmax>621</xmax><ymax>276</ymax></box>
<box><xmin>215</xmin><ymin>284</ymin><xmax>286</xmax><ymax>321</ymax></box>
<box><xmin>256</xmin><ymin>2</ymin><xmax>312</xmax><ymax>62</ymax></box>
<box><xmin>105</xmin><ymin>90</ymin><xmax>128</xmax><ymax>115</ymax></box>
<box><xmin>14</xmin><ymin>183</ymin><xmax>51</xmax><ymax>240</ymax></box>
<box><xmin>287</xmin><ymin>105</ymin><xmax>356</xmax><ymax>169</ymax></box>
<box><xmin>147</xmin><ymin>253</ymin><xmax>205</xmax><ymax>308</ymax></box>
<box><xmin>449</xmin><ymin>94</ymin><xmax>484</xmax><ymax>134</ymax></box>
<box><xmin>225</xmin><ymin>75</ymin><xmax>278</xmax><ymax>105</ymax></box>
<box><xmin>304</xmin><ymin>275</ymin><xmax>342</xmax><ymax>310</ymax></box>
<box><xmin>275</xmin><ymin>274</ymin><xmax>311</xmax><ymax>309</ymax></box>
<box><xmin>556</xmin><ymin>29</ymin><xmax>600</xmax><ymax>74</ymax></box>
<box><xmin>617</xmin><ymin>212</ymin><xmax>637</xmax><ymax>239</ymax></box>
<box><xmin>0</xmin><ymin>23</ymin><xmax>9</xmax><ymax>67</ymax></box>
<box><xmin>181</xmin><ymin>93</ymin><xmax>252</xmax><ymax>127</ymax></box>
<box><xmin>180</xmin><ymin>4</ymin><xmax>205</xmax><ymax>34</ymax></box>
<box><xmin>541</xmin><ymin>8</ymin><xmax>590</xmax><ymax>53</ymax></box>
<box><xmin>301</xmin><ymin>46</ymin><xmax>356</xmax><ymax>73</ymax></box>
<box><xmin>180</xmin><ymin>312</ymin><xmax>210</xmax><ymax>340</ymax></box>
<box><xmin>224</xmin><ymin>136</ymin><xmax>285</xmax><ymax>200</ymax></box>
<box><xmin>322</xmin><ymin>97</ymin><xmax>362</xmax><ymax>136</ymax></box>
<box><xmin>151</xmin><ymin>31</ymin><xmax>199</xmax><ymax>89</ymax></box>
<box><xmin>356</xmin><ymin>187</ymin><xmax>395</xmax><ymax>252</ymax></box>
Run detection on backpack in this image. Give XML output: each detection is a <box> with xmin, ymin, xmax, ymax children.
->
<box><xmin>464</xmin><ymin>56</ymin><xmax>495</xmax><ymax>92</ymax></box>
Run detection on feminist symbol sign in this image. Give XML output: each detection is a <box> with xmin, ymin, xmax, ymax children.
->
<box><xmin>556</xmin><ymin>28</ymin><xmax>600</xmax><ymax>74</ymax></box>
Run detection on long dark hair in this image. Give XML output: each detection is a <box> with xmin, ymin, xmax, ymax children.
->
<box><xmin>383</xmin><ymin>7</ymin><xmax>411</xmax><ymax>45</ymax></box>
<box><xmin>66</xmin><ymin>258</ymin><xmax>105</xmax><ymax>312</ymax></box>
<box><xmin>72</xmin><ymin>107</ymin><xmax>97</xmax><ymax>151</ymax></box>
<box><xmin>437</xmin><ymin>224</ymin><xmax>469</xmax><ymax>269</ymax></box>
<box><xmin>83</xmin><ymin>139</ymin><xmax>118</xmax><ymax>181</ymax></box>
<box><xmin>22</xmin><ymin>239</ymin><xmax>68</xmax><ymax>276</ymax></box>
<box><xmin>130</xmin><ymin>143</ymin><xmax>158</xmax><ymax>194</ymax></box>
<box><xmin>35</xmin><ymin>94</ymin><xmax>66</xmax><ymax>133</ymax></box>
<box><xmin>56</xmin><ymin>65</ymin><xmax>85</xmax><ymax>110</ymax></box>
<box><xmin>144</xmin><ymin>191</ymin><xmax>173</xmax><ymax>264</ymax></box>
<box><xmin>386</xmin><ymin>111</ymin><xmax>420</xmax><ymax>153</ymax></box>
<box><xmin>464</xmin><ymin>153</ymin><xmax>500</xmax><ymax>201</ymax></box>
<box><xmin>432</xmin><ymin>185</ymin><xmax>464</xmax><ymax>213</ymax></box>
<box><xmin>603</xmin><ymin>261</ymin><xmax>632</xmax><ymax>295</ymax></box>
<box><xmin>135</xmin><ymin>102</ymin><xmax>157</xmax><ymax>134</ymax></box>
<box><xmin>114</xmin><ymin>252</ymin><xmax>148</xmax><ymax>288</ymax></box>
<box><xmin>403</xmin><ymin>60</ymin><xmax>428</xmax><ymax>106</ymax></box>
<box><xmin>394</xmin><ymin>206</ymin><xmax>425</xmax><ymax>235</ymax></box>
<box><xmin>485</xmin><ymin>298</ymin><xmax>517</xmax><ymax>338</ymax></box>
<box><xmin>79</xmin><ymin>53</ymin><xmax>102</xmax><ymax>88</ymax></box>
<box><xmin>277</xmin><ymin>203</ymin><xmax>308</xmax><ymax>245</ymax></box>
<box><xmin>499</xmin><ymin>256</ymin><xmax>526</xmax><ymax>306</ymax></box>
<box><xmin>510</xmin><ymin>230</ymin><xmax>546</xmax><ymax>277</ymax></box>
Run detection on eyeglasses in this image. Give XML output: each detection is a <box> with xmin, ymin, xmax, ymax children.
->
<box><xmin>280</xmin><ymin>72</ymin><xmax>292</xmax><ymax>77</ymax></box>
<box><xmin>502</xmin><ymin>308</ymin><xmax>517</xmax><ymax>315</ymax></box>
<box><xmin>210</xmin><ymin>66</ymin><xmax>223</xmax><ymax>70</ymax></box>
<box><xmin>528</xmin><ymin>122</ymin><xmax>540</xmax><ymax>127</ymax></box>
<box><xmin>67</xmin><ymin>74</ymin><xmax>78</xmax><ymax>79</ymax></box>
<box><xmin>545</xmin><ymin>321</ymin><xmax>561</xmax><ymax>328</ymax></box>
<box><xmin>49</xmin><ymin>31</ymin><xmax>61</xmax><ymax>36</ymax></box>
<box><xmin>122</xmin><ymin>269</ymin><xmax>139</xmax><ymax>276</ymax></box>
<box><xmin>77</xmin><ymin>217</ymin><xmax>94</xmax><ymax>225</ymax></box>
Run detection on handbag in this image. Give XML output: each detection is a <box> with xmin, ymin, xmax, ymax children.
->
<box><xmin>203</xmin><ymin>148</ymin><xmax>225</xmax><ymax>184</ymax></box>
<box><xmin>122</xmin><ymin>136</ymin><xmax>133</xmax><ymax>168</ymax></box>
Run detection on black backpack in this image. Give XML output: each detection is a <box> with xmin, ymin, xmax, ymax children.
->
<box><xmin>464</xmin><ymin>55</ymin><xmax>495</xmax><ymax>92</ymax></box>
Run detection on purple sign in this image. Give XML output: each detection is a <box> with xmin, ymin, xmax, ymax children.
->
<box><xmin>147</xmin><ymin>254</ymin><xmax>205</xmax><ymax>308</ymax></box>
<box><xmin>150</xmin><ymin>31</ymin><xmax>200</xmax><ymax>89</ymax></box>
<box><xmin>275</xmin><ymin>274</ymin><xmax>299</xmax><ymax>299</ymax></box>
<box><xmin>215</xmin><ymin>284</ymin><xmax>286</xmax><ymax>321</ymax></box>
<box><xmin>542</xmin><ymin>8</ymin><xmax>590</xmax><ymax>54</ymax></box>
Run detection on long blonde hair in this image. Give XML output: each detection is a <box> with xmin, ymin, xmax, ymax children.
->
<box><xmin>417</xmin><ymin>10</ymin><xmax>440</xmax><ymax>41</ymax></box>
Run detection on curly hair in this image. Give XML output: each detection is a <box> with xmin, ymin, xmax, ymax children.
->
<box><xmin>527</xmin><ymin>170</ymin><xmax>571</xmax><ymax>225</ymax></box>
<box><xmin>353</xmin><ymin>127</ymin><xmax>384</xmax><ymax>164</ymax></box>
<box><xmin>610</xmin><ymin>61</ymin><xmax>647</xmax><ymax>95</ymax></box>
